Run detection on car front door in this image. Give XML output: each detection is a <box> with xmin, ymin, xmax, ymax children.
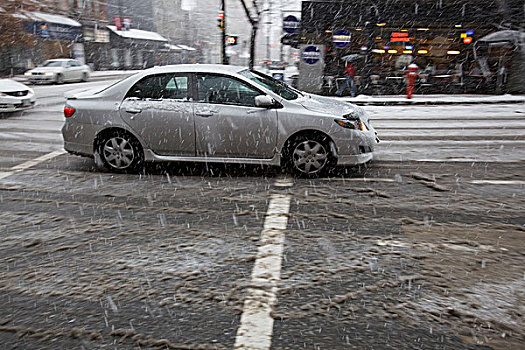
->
<box><xmin>119</xmin><ymin>73</ymin><xmax>195</xmax><ymax>156</ymax></box>
<box><xmin>193</xmin><ymin>73</ymin><xmax>278</xmax><ymax>159</ymax></box>
<box><xmin>64</xmin><ymin>60</ymin><xmax>79</xmax><ymax>81</ymax></box>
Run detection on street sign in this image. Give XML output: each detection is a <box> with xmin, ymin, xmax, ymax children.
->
<box><xmin>283</xmin><ymin>15</ymin><xmax>299</xmax><ymax>34</ymax></box>
<box><xmin>333</xmin><ymin>29</ymin><xmax>350</xmax><ymax>48</ymax></box>
<box><xmin>302</xmin><ymin>45</ymin><xmax>321</xmax><ymax>65</ymax></box>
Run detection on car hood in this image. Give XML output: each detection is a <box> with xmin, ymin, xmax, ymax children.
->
<box><xmin>0</xmin><ymin>79</ymin><xmax>30</xmax><ymax>92</ymax></box>
<box><xmin>298</xmin><ymin>94</ymin><xmax>368</xmax><ymax>122</ymax></box>
<box><xmin>29</xmin><ymin>67</ymin><xmax>63</xmax><ymax>73</ymax></box>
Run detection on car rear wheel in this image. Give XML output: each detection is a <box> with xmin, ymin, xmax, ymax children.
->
<box><xmin>98</xmin><ymin>132</ymin><xmax>143</xmax><ymax>173</ymax></box>
<box><xmin>81</xmin><ymin>72</ymin><xmax>88</xmax><ymax>82</ymax></box>
<box><xmin>285</xmin><ymin>134</ymin><xmax>335</xmax><ymax>177</ymax></box>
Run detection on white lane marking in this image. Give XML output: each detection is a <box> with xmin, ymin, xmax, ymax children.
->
<box><xmin>468</xmin><ymin>180</ymin><xmax>525</xmax><ymax>185</ymax></box>
<box><xmin>320</xmin><ymin>177</ymin><xmax>525</xmax><ymax>186</ymax></box>
<box><xmin>0</xmin><ymin>150</ymin><xmax>66</xmax><ymax>180</ymax></box>
<box><xmin>234</xmin><ymin>179</ymin><xmax>293</xmax><ymax>350</ymax></box>
<box><xmin>319</xmin><ymin>177</ymin><xmax>396</xmax><ymax>182</ymax></box>
<box><xmin>273</xmin><ymin>176</ymin><xmax>294</xmax><ymax>187</ymax></box>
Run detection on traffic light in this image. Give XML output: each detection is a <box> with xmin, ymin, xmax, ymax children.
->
<box><xmin>226</xmin><ymin>35</ymin><xmax>238</xmax><ymax>46</ymax></box>
<box><xmin>217</xmin><ymin>11</ymin><xmax>225</xmax><ymax>31</ymax></box>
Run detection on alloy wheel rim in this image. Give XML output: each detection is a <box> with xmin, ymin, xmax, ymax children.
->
<box><xmin>292</xmin><ymin>140</ymin><xmax>328</xmax><ymax>174</ymax></box>
<box><xmin>103</xmin><ymin>137</ymin><xmax>135</xmax><ymax>169</ymax></box>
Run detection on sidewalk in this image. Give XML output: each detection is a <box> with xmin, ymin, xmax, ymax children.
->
<box><xmin>338</xmin><ymin>93</ymin><xmax>525</xmax><ymax>106</ymax></box>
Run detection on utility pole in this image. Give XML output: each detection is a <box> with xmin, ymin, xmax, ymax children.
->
<box><xmin>220</xmin><ymin>0</ymin><xmax>228</xmax><ymax>65</ymax></box>
<box><xmin>265</xmin><ymin>0</ymin><xmax>271</xmax><ymax>63</ymax></box>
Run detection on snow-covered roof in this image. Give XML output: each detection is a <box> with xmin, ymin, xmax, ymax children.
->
<box><xmin>165</xmin><ymin>44</ymin><xmax>183</xmax><ymax>51</ymax></box>
<box><xmin>27</xmin><ymin>11</ymin><xmax>81</xmax><ymax>27</ymax></box>
<box><xmin>107</xmin><ymin>25</ymin><xmax>168</xmax><ymax>42</ymax></box>
<box><xmin>177</xmin><ymin>44</ymin><xmax>196</xmax><ymax>51</ymax></box>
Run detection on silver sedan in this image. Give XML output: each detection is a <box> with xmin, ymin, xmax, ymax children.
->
<box><xmin>62</xmin><ymin>64</ymin><xmax>377</xmax><ymax>176</ymax></box>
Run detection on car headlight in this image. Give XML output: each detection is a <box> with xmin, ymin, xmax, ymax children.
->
<box><xmin>334</xmin><ymin>118</ymin><xmax>368</xmax><ymax>131</ymax></box>
<box><xmin>44</xmin><ymin>72</ymin><xmax>55</xmax><ymax>76</ymax></box>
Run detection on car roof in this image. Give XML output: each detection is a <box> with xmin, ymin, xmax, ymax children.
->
<box><xmin>146</xmin><ymin>64</ymin><xmax>247</xmax><ymax>75</ymax></box>
<box><xmin>45</xmin><ymin>58</ymin><xmax>76</xmax><ymax>61</ymax></box>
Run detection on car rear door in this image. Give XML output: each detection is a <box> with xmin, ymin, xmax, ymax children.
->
<box><xmin>193</xmin><ymin>73</ymin><xmax>278</xmax><ymax>159</ymax></box>
<box><xmin>119</xmin><ymin>72</ymin><xmax>195</xmax><ymax>156</ymax></box>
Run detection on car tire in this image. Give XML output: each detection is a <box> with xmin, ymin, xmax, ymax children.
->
<box><xmin>81</xmin><ymin>72</ymin><xmax>89</xmax><ymax>82</ymax></box>
<box><xmin>284</xmin><ymin>134</ymin><xmax>335</xmax><ymax>177</ymax></box>
<box><xmin>98</xmin><ymin>131</ymin><xmax>144</xmax><ymax>173</ymax></box>
<box><xmin>56</xmin><ymin>74</ymin><xmax>64</xmax><ymax>84</ymax></box>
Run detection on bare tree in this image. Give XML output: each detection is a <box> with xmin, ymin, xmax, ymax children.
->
<box><xmin>238</xmin><ymin>0</ymin><xmax>261</xmax><ymax>69</ymax></box>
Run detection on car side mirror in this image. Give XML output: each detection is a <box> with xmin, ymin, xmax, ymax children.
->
<box><xmin>254</xmin><ymin>95</ymin><xmax>275</xmax><ymax>108</ymax></box>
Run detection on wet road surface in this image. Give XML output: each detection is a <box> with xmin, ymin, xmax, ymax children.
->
<box><xmin>0</xmin><ymin>82</ymin><xmax>523</xmax><ymax>349</ymax></box>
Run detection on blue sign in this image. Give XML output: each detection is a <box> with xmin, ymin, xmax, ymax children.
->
<box><xmin>272</xmin><ymin>72</ymin><xmax>284</xmax><ymax>82</ymax></box>
<box><xmin>24</xmin><ymin>21</ymin><xmax>83</xmax><ymax>42</ymax></box>
<box><xmin>283</xmin><ymin>15</ymin><xmax>299</xmax><ymax>34</ymax></box>
<box><xmin>333</xmin><ymin>29</ymin><xmax>351</xmax><ymax>48</ymax></box>
<box><xmin>302</xmin><ymin>46</ymin><xmax>321</xmax><ymax>65</ymax></box>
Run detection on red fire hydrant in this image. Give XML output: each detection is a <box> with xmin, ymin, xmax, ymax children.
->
<box><xmin>405</xmin><ymin>63</ymin><xmax>419</xmax><ymax>99</ymax></box>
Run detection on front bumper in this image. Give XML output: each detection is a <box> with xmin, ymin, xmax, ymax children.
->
<box><xmin>0</xmin><ymin>96</ymin><xmax>36</xmax><ymax>112</ymax></box>
<box><xmin>332</xmin><ymin>127</ymin><xmax>377</xmax><ymax>165</ymax></box>
<box><xmin>337</xmin><ymin>152</ymin><xmax>373</xmax><ymax>165</ymax></box>
<box><xmin>27</xmin><ymin>74</ymin><xmax>56</xmax><ymax>83</ymax></box>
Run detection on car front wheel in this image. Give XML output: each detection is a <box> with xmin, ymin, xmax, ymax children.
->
<box><xmin>285</xmin><ymin>135</ymin><xmax>335</xmax><ymax>177</ymax></box>
<box><xmin>98</xmin><ymin>132</ymin><xmax>143</xmax><ymax>173</ymax></box>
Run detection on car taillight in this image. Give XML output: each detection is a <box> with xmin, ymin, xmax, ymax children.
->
<box><xmin>64</xmin><ymin>105</ymin><xmax>76</xmax><ymax>118</ymax></box>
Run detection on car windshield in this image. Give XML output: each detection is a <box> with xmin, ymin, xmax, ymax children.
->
<box><xmin>239</xmin><ymin>69</ymin><xmax>301</xmax><ymax>101</ymax></box>
<box><xmin>42</xmin><ymin>61</ymin><xmax>64</xmax><ymax>67</ymax></box>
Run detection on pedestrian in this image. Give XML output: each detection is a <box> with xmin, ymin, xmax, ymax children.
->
<box><xmin>336</xmin><ymin>61</ymin><xmax>357</xmax><ymax>97</ymax></box>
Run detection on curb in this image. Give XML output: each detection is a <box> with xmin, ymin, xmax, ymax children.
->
<box><xmin>338</xmin><ymin>96</ymin><xmax>525</xmax><ymax>106</ymax></box>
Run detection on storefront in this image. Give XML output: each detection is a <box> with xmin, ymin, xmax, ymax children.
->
<box><xmin>10</xmin><ymin>11</ymin><xmax>85</xmax><ymax>72</ymax></box>
<box><xmin>108</xmin><ymin>25</ymin><xmax>168</xmax><ymax>69</ymax></box>
<box><xmin>82</xmin><ymin>24</ymin><xmax>111</xmax><ymax>70</ymax></box>
<box><xmin>297</xmin><ymin>0</ymin><xmax>523</xmax><ymax>94</ymax></box>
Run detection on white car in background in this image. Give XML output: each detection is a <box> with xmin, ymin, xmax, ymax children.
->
<box><xmin>25</xmin><ymin>59</ymin><xmax>91</xmax><ymax>84</ymax></box>
<box><xmin>0</xmin><ymin>79</ymin><xmax>36</xmax><ymax>113</ymax></box>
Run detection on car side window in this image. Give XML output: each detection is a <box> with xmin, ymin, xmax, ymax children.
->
<box><xmin>125</xmin><ymin>74</ymin><xmax>189</xmax><ymax>100</ymax></box>
<box><xmin>196</xmin><ymin>74</ymin><xmax>262</xmax><ymax>107</ymax></box>
<box><xmin>70</xmin><ymin>61</ymin><xmax>81</xmax><ymax>67</ymax></box>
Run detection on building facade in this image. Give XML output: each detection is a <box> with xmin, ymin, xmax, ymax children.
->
<box><xmin>0</xmin><ymin>0</ymin><xmax>110</xmax><ymax>74</ymax></box>
<box><xmin>296</xmin><ymin>0</ymin><xmax>524</xmax><ymax>94</ymax></box>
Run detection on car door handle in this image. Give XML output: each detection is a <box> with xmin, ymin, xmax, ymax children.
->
<box><xmin>196</xmin><ymin>112</ymin><xmax>214</xmax><ymax>117</ymax></box>
<box><xmin>125</xmin><ymin>107</ymin><xmax>142</xmax><ymax>114</ymax></box>
<box><xmin>246</xmin><ymin>109</ymin><xmax>260</xmax><ymax>114</ymax></box>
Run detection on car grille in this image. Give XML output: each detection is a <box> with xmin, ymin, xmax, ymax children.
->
<box><xmin>4</xmin><ymin>90</ymin><xmax>28</xmax><ymax>97</ymax></box>
<box><xmin>32</xmin><ymin>72</ymin><xmax>45</xmax><ymax>75</ymax></box>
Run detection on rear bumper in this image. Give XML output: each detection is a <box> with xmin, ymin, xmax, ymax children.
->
<box><xmin>63</xmin><ymin>141</ymin><xmax>93</xmax><ymax>157</ymax></box>
<box><xmin>62</xmin><ymin>122</ymin><xmax>96</xmax><ymax>157</ymax></box>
